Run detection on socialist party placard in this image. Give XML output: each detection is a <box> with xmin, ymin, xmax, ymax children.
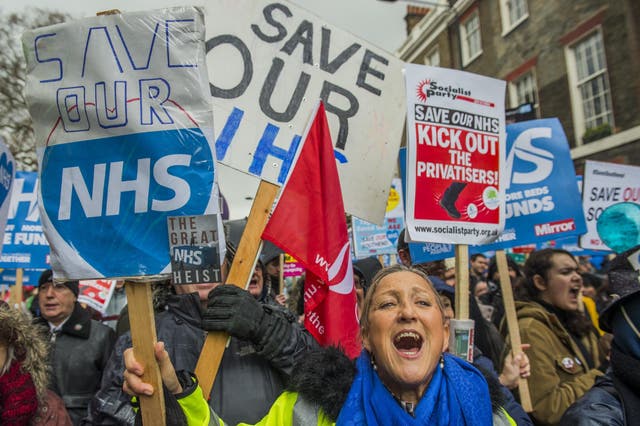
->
<box><xmin>404</xmin><ymin>64</ymin><xmax>506</xmax><ymax>245</ymax></box>
<box><xmin>405</xmin><ymin>119</ymin><xmax>588</xmax><ymax>262</ymax></box>
<box><xmin>23</xmin><ymin>8</ymin><xmax>218</xmax><ymax>279</ymax></box>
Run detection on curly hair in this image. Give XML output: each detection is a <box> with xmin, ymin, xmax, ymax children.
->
<box><xmin>0</xmin><ymin>302</ymin><xmax>50</xmax><ymax>404</ymax></box>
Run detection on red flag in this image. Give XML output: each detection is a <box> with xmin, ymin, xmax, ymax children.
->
<box><xmin>262</xmin><ymin>102</ymin><xmax>360</xmax><ymax>358</ymax></box>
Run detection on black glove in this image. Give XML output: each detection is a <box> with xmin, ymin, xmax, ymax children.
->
<box><xmin>202</xmin><ymin>284</ymin><xmax>265</xmax><ymax>341</ymax></box>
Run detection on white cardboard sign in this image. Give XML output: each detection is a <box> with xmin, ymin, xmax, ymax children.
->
<box><xmin>204</xmin><ymin>0</ymin><xmax>405</xmax><ymax>225</ymax></box>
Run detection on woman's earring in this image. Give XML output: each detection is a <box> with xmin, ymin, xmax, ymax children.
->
<box><xmin>440</xmin><ymin>355</ymin><xmax>444</xmax><ymax>370</ymax></box>
<box><xmin>371</xmin><ymin>354</ymin><xmax>378</xmax><ymax>371</ymax></box>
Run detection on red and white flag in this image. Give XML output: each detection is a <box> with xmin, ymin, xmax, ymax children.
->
<box><xmin>262</xmin><ymin>102</ymin><xmax>360</xmax><ymax>358</ymax></box>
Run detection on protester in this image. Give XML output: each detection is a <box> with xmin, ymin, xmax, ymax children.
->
<box><xmin>352</xmin><ymin>255</ymin><xmax>383</xmax><ymax>312</ymax></box>
<box><xmin>260</xmin><ymin>240</ymin><xmax>285</xmax><ymax>296</ymax></box>
<box><xmin>581</xmin><ymin>272</ymin><xmax>605</xmax><ymax>335</ymax></box>
<box><xmin>89</xmin><ymin>225</ymin><xmax>317</xmax><ymax>425</ymax></box>
<box><xmin>508</xmin><ymin>248</ymin><xmax>603</xmax><ymax>425</ymax></box>
<box><xmin>482</xmin><ymin>254</ymin><xmax>525</xmax><ymax>329</ymax></box>
<box><xmin>123</xmin><ymin>264</ymin><xmax>507</xmax><ymax>425</ymax></box>
<box><xmin>0</xmin><ymin>300</ymin><xmax>73</xmax><ymax>426</ymax></box>
<box><xmin>431</xmin><ymin>276</ymin><xmax>533</xmax><ymax>425</ymax></box>
<box><xmin>33</xmin><ymin>270</ymin><xmax>115</xmax><ymax>425</ymax></box>
<box><xmin>470</xmin><ymin>253</ymin><xmax>489</xmax><ymax>281</ymax></box>
<box><xmin>561</xmin><ymin>244</ymin><xmax>640</xmax><ymax>425</ymax></box>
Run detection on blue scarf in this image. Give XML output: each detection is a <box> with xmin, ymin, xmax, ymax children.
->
<box><xmin>336</xmin><ymin>351</ymin><xmax>492</xmax><ymax>425</ymax></box>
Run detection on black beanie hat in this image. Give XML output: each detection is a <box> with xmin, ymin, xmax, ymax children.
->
<box><xmin>38</xmin><ymin>269</ymin><xmax>79</xmax><ymax>298</ymax></box>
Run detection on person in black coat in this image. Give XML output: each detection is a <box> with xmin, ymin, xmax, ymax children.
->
<box><xmin>34</xmin><ymin>270</ymin><xmax>115</xmax><ymax>425</ymax></box>
<box><xmin>561</xmin><ymin>245</ymin><xmax>640</xmax><ymax>425</ymax></box>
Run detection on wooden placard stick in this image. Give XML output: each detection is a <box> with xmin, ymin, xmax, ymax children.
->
<box><xmin>454</xmin><ymin>244</ymin><xmax>469</xmax><ymax>320</ymax></box>
<box><xmin>496</xmin><ymin>249</ymin><xmax>533</xmax><ymax>412</ymax></box>
<box><xmin>195</xmin><ymin>180</ymin><xmax>279</xmax><ymax>398</ymax></box>
<box><xmin>278</xmin><ymin>253</ymin><xmax>285</xmax><ymax>295</ymax></box>
<box><xmin>125</xmin><ymin>281</ymin><xmax>165</xmax><ymax>426</ymax></box>
<box><xmin>9</xmin><ymin>268</ymin><xmax>24</xmax><ymax>307</ymax></box>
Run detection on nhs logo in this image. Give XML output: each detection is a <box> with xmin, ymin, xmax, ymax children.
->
<box><xmin>40</xmin><ymin>128</ymin><xmax>215</xmax><ymax>278</ymax></box>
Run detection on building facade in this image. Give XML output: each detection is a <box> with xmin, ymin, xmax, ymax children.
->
<box><xmin>397</xmin><ymin>0</ymin><xmax>640</xmax><ymax>172</ymax></box>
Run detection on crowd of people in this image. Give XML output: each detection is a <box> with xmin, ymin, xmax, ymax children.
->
<box><xmin>1</xmin><ymin>221</ymin><xmax>639</xmax><ymax>425</ymax></box>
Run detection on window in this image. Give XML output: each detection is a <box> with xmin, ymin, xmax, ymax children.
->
<box><xmin>499</xmin><ymin>0</ymin><xmax>529</xmax><ymax>34</ymax></box>
<box><xmin>460</xmin><ymin>10</ymin><xmax>482</xmax><ymax>66</ymax></box>
<box><xmin>565</xmin><ymin>30</ymin><xmax>614</xmax><ymax>144</ymax></box>
<box><xmin>424</xmin><ymin>47</ymin><xmax>440</xmax><ymax>67</ymax></box>
<box><xmin>509</xmin><ymin>71</ymin><xmax>537</xmax><ymax>108</ymax></box>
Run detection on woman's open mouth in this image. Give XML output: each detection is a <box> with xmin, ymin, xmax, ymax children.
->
<box><xmin>569</xmin><ymin>286</ymin><xmax>581</xmax><ymax>299</ymax></box>
<box><xmin>393</xmin><ymin>331</ymin><xmax>423</xmax><ymax>357</ymax></box>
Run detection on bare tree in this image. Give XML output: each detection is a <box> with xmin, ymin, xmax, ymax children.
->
<box><xmin>0</xmin><ymin>9</ymin><xmax>69</xmax><ymax>171</ymax></box>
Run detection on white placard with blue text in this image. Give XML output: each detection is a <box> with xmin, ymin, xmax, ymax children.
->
<box><xmin>23</xmin><ymin>8</ymin><xmax>217</xmax><ymax>279</ymax></box>
<box><xmin>580</xmin><ymin>161</ymin><xmax>640</xmax><ymax>251</ymax></box>
<box><xmin>205</xmin><ymin>0</ymin><xmax>405</xmax><ymax>225</ymax></box>
<box><xmin>352</xmin><ymin>178</ymin><xmax>404</xmax><ymax>258</ymax></box>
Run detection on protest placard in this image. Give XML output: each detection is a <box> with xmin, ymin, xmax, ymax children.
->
<box><xmin>352</xmin><ymin>178</ymin><xmax>404</xmax><ymax>258</ymax></box>
<box><xmin>23</xmin><ymin>9</ymin><xmax>218</xmax><ymax>423</ymax></box>
<box><xmin>78</xmin><ymin>279</ymin><xmax>118</xmax><ymax>313</ymax></box>
<box><xmin>580</xmin><ymin>161</ymin><xmax>640</xmax><ymax>251</ymax></box>
<box><xmin>0</xmin><ymin>172</ymin><xmax>49</xmax><ymax>270</ymax></box>
<box><xmin>23</xmin><ymin>7</ymin><xmax>218</xmax><ymax>279</ymax></box>
<box><xmin>404</xmin><ymin>119</ymin><xmax>586</xmax><ymax>262</ymax></box>
<box><xmin>0</xmin><ymin>138</ymin><xmax>15</xmax><ymax>257</ymax></box>
<box><xmin>204</xmin><ymin>0</ymin><xmax>405</xmax><ymax>225</ymax></box>
<box><xmin>482</xmin><ymin>118</ymin><xmax>586</xmax><ymax>250</ymax></box>
<box><xmin>404</xmin><ymin>64</ymin><xmax>506</xmax><ymax>245</ymax></box>
<box><xmin>168</xmin><ymin>214</ymin><xmax>223</xmax><ymax>285</ymax></box>
<box><xmin>283</xmin><ymin>253</ymin><xmax>304</xmax><ymax>278</ymax></box>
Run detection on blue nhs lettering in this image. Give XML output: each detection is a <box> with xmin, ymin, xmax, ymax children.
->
<box><xmin>58</xmin><ymin>154</ymin><xmax>190</xmax><ymax>220</ymax></box>
<box><xmin>57</xmin><ymin>78</ymin><xmax>173</xmax><ymax>132</ymax></box>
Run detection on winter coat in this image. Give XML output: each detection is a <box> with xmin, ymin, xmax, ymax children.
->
<box><xmin>473</xmin><ymin>350</ymin><xmax>532</xmax><ymax>426</ymax></box>
<box><xmin>88</xmin><ymin>292</ymin><xmax>317</xmax><ymax>425</ymax></box>
<box><xmin>175</xmin><ymin>346</ymin><xmax>517</xmax><ymax>426</ymax></box>
<box><xmin>560</xmin><ymin>374</ymin><xmax>624</xmax><ymax>425</ymax></box>
<box><xmin>510</xmin><ymin>301</ymin><xmax>602</xmax><ymax>426</ymax></box>
<box><xmin>34</xmin><ymin>303</ymin><xmax>116</xmax><ymax>425</ymax></box>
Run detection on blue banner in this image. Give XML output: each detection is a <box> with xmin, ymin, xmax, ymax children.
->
<box><xmin>0</xmin><ymin>268</ymin><xmax>46</xmax><ymax>286</ymax></box>
<box><xmin>405</xmin><ymin>119</ymin><xmax>587</xmax><ymax>263</ymax></box>
<box><xmin>0</xmin><ymin>171</ymin><xmax>50</xmax><ymax>270</ymax></box>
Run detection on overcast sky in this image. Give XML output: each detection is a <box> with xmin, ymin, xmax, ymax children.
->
<box><xmin>1</xmin><ymin>0</ymin><xmax>408</xmax><ymax>219</ymax></box>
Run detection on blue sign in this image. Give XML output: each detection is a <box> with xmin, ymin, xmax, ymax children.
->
<box><xmin>405</xmin><ymin>119</ymin><xmax>587</xmax><ymax>262</ymax></box>
<box><xmin>0</xmin><ymin>268</ymin><xmax>46</xmax><ymax>286</ymax></box>
<box><xmin>40</xmin><ymin>129</ymin><xmax>214</xmax><ymax>278</ymax></box>
<box><xmin>0</xmin><ymin>172</ymin><xmax>50</xmax><ymax>269</ymax></box>
<box><xmin>352</xmin><ymin>216</ymin><xmax>403</xmax><ymax>258</ymax></box>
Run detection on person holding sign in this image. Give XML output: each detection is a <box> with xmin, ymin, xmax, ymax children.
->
<box><xmin>561</xmin><ymin>244</ymin><xmax>640</xmax><ymax>425</ymax></box>
<box><xmin>122</xmin><ymin>264</ymin><xmax>516</xmax><ymax>425</ymax></box>
<box><xmin>90</xmin><ymin>237</ymin><xmax>317</xmax><ymax>425</ymax></box>
<box><xmin>510</xmin><ymin>248</ymin><xmax>603</xmax><ymax>425</ymax></box>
